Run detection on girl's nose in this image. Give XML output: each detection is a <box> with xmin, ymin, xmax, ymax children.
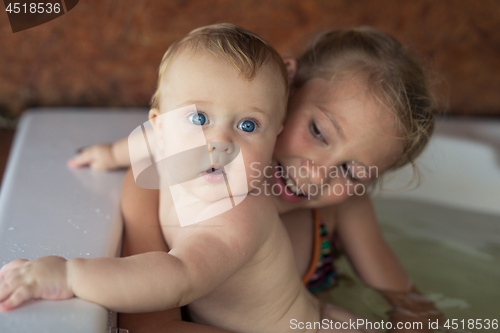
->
<box><xmin>300</xmin><ymin>158</ymin><xmax>329</xmax><ymax>185</ymax></box>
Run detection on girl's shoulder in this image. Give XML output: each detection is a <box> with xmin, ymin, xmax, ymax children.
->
<box><xmin>316</xmin><ymin>205</ymin><xmax>336</xmax><ymax>235</ymax></box>
<box><xmin>318</xmin><ymin>193</ymin><xmax>375</xmax><ymax>233</ymax></box>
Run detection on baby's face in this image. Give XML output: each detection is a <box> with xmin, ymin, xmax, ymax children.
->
<box><xmin>152</xmin><ymin>50</ymin><xmax>286</xmax><ymax>202</ymax></box>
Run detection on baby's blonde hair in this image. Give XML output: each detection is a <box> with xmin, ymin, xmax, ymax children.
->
<box><xmin>295</xmin><ymin>27</ymin><xmax>436</xmax><ymax>182</ymax></box>
<box><xmin>151</xmin><ymin>23</ymin><xmax>289</xmax><ymax>110</ymax></box>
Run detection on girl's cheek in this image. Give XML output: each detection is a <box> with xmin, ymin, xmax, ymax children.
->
<box><xmin>317</xmin><ymin>179</ymin><xmax>353</xmax><ymax>205</ymax></box>
<box><xmin>286</xmin><ymin>125</ymin><xmax>310</xmax><ymax>149</ymax></box>
<box><xmin>295</xmin><ymin>130</ymin><xmax>314</xmax><ymax>152</ymax></box>
<box><xmin>275</xmin><ymin>117</ymin><xmax>311</xmax><ymax>156</ymax></box>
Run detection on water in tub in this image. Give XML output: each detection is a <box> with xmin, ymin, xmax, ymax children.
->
<box><xmin>322</xmin><ymin>198</ymin><xmax>499</xmax><ymax>332</ymax></box>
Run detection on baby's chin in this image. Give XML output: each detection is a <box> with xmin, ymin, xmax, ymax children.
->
<box><xmin>178</xmin><ymin>179</ymin><xmax>250</xmax><ymax>203</ymax></box>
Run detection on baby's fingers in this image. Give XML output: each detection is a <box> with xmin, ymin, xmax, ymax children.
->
<box><xmin>0</xmin><ymin>285</ymin><xmax>34</xmax><ymax>312</ymax></box>
<box><xmin>67</xmin><ymin>149</ymin><xmax>94</xmax><ymax>169</ymax></box>
<box><xmin>0</xmin><ymin>268</ymin><xmax>22</xmax><ymax>302</ymax></box>
<box><xmin>0</xmin><ymin>259</ymin><xmax>28</xmax><ymax>279</ymax></box>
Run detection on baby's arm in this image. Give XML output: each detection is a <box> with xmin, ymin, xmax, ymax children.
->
<box><xmin>67</xmin><ymin>137</ymin><xmax>130</xmax><ymax>171</ymax></box>
<box><xmin>0</xmin><ymin>238</ymin><xmax>255</xmax><ymax>313</ymax></box>
<box><xmin>118</xmin><ymin>169</ymin><xmax>234</xmax><ymax>333</ymax></box>
<box><xmin>0</xmin><ymin>196</ymin><xmax>267</xmax><ymax>313</ymax></box>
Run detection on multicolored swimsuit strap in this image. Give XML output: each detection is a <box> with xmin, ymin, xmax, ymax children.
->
<box><xmin>302</xmin><ymin>209</ymin><xmax>338</xmax><ymax>293</ymax></box>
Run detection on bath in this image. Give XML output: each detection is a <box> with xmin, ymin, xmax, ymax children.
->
<box><xmin>0</xmin><ymin>110</ymin><xmax>499</xmax><ymax>332</ymax></box>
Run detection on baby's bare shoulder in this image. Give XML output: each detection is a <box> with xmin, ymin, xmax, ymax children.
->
<box><xmin>165</xmin><ymin>193</ymin><xmax>279</xmax><ymax>258</ymax></box>
<box><xmin>201</xmin><ymin>195</ymin><xmax>279</xmax><ymax>258</ymax></box>
<box><xmin>206</xmin><ymin>193</ymin><xmax>279</xmax><ymax>237</ymax></box>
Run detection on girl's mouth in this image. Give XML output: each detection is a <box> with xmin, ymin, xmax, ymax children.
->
<box><xmin>274</xmin><ymin>163</ymin><xmax>307</xmax><ymax>203</ymax></box>
<box><xmin>201</xmin><ymin>166</ymin><xmax>226</xmax><ymax>184</ymax></box>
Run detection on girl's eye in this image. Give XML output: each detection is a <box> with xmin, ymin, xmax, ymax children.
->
<box><xmin>310</xmin><ymin>122</ymin><xmax>326</xmax><ymax>143</ymax></box>
<box><xmin>238</xmin><ymin>120</ymin><xmax>257</xmax><ymax>132</ymax></box>
<box><xmin>188</xmin><ymin>113</ymin><xmax>208</xmax><ymax>126</ymax></box>
<box><xmin>341</xmin><ymin>163</ymin><xmax>357</xmax><ymax>182</ymax></box>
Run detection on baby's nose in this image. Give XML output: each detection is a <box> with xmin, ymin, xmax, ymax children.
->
<box><xmin>209</xmin><ymin>142</ymin><xmax>239</xmax><ymax>166</ymax></box>
<box><xmin>209</xmin><ymin>142</ymin><xmax>235</xmax><ymax>154</ymax></box>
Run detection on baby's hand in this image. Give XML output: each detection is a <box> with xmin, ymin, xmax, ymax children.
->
<box><xmin>67</xmin><ymin>144</ymin><xmax>118</xmax><ymax>171</ymax></box>
<box><xmin>0</xmin><ymin>256</ymin><xmax>74</xmax><ymax>311</ymax></box>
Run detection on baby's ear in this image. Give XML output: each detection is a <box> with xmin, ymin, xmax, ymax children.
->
<box><xmin>148</xmin><ymin>108</ymin><xmax>163</xmax><ymax>151</ymax></box>
<box><xmin>283</xmin><ymin>58</ymin><xmax>298</xmax><ymax>84</ymax></box>
<box><xmin>277</xmin><ymin>124</ymin><xmax>284</xmax><ymax>135</ymax></box>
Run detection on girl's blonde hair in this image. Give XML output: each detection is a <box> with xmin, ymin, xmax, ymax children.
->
<box><xmin>151</xmin><ymin>23</ymin><xmax>289</xmax><ymax>110</ymax></box>
<box><xmin>295</xmin><ymin>27</ymin><xmax>436</xmax><ymax>181</ymax></box>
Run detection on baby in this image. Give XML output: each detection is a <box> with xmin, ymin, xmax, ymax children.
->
<box><xmin>0</xmin><ymin>24</ymin><xmax>369</xmax><ymax>332</ymax></box>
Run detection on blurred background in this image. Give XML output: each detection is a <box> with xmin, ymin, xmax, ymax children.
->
<box><xmin>0</xmin><ymin>0</ymin><xmax>499</xmax><ymax>178</ymax></box>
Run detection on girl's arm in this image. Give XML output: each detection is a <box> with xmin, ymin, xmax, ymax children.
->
<box><xmin>334</xmin><ymin>193</ymin><xmax>411</xmax><ymax>292</ymax></box>
<box><xmin>120</xmin><ymin>167</ymin><xmax>167</xmax><ymax>256</ymax></box>
<box><xmin>68</xmin><ymin>123</ymin><xmax>160</xmax><ymax>172</ymax></box>
<box><xmin>67</xmin><ymin>137</ymin><xmax>130</xmax><ymax>171</ymax></box>
<box><xmin>334</xmin><ymin>194</ymin><xmax>445</xmax><ymax>331</ymax></box>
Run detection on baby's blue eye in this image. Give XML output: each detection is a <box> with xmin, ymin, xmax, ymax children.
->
<box><xmin>238</xmin><ymin>120</ymin><xmax>256</xmax><ymax>132</ymax></box>
<box><xmin>189</xmin><ymin>113</ymin><xmax>207</xmax><ymax>126</ymax></box>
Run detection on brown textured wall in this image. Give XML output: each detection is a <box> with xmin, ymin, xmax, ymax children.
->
<box><xmin>0</xmin><ymin>0</ymin><xmax>499</xmax><ymax>118</ymax></box>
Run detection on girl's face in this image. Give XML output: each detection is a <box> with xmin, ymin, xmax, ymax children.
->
<box><xmin>272</xmin><ymin>75</ymin><xmax>404</xmax><ymax>213</ymax></box>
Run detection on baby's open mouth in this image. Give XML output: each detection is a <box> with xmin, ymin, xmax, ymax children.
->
<box><xmin>201</xmin><ymin>166</ymin><xmax>226</xmax><ymax>184</ymax></box>
<box><xmin>278</xmin><ymin>163</ymin><xmax>306</xmax><ymax>197</ymax></box>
